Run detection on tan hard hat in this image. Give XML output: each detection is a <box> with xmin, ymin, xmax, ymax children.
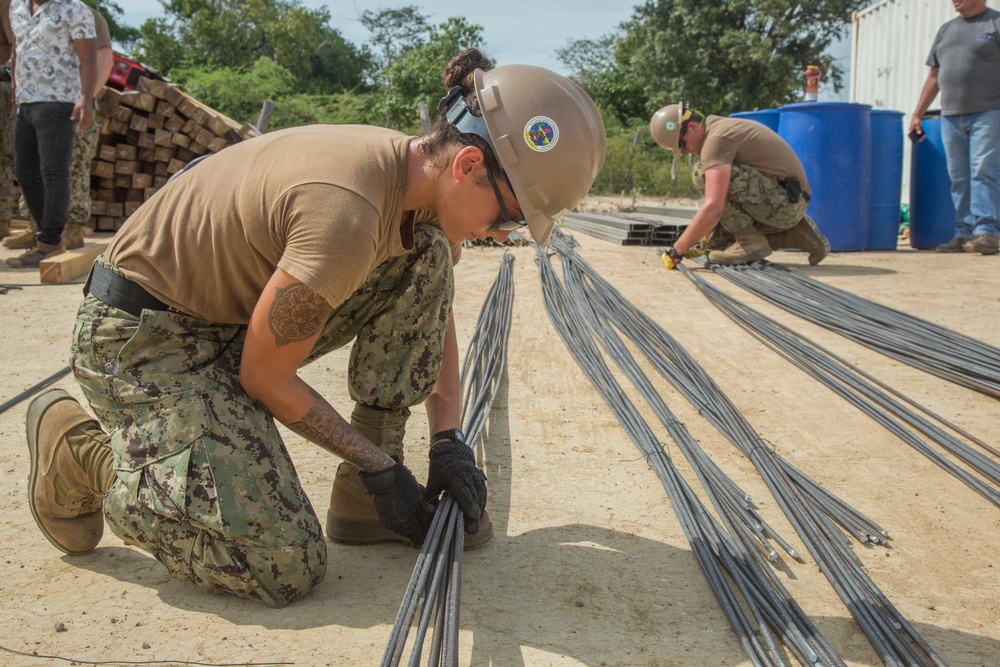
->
<box><xmin>649</xmin><ymin>103</ymin><xmax>684</xmax><ymax>153</ymax></box>
<box><xmin>475</xmin><ymin>66</ymin><xmax>606</xmax><ymax>246</ymax></box>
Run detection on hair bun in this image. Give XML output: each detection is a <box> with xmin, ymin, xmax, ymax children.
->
<box><xmin>443</xmin><ymin>48</ymin><xmax>493</xmax><ymax>94</ymax></box>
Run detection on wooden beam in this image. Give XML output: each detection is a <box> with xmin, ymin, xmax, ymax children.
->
<box><xmin>39</xmin><ymin>244</ymin><xmax>107</xmax><ymax>284</ymax></box>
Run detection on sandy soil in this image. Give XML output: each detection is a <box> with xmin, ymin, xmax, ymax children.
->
<box><xmin>1</xmin><ymin>205</ymin><xmax>998</xmax><ymax>667</ymax></box>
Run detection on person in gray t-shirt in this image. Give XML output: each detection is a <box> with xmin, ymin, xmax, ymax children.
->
<box><xmin>910</xmin><ymin>0</ymin><xmax>1000</xmax><ymax>255</ymax></box>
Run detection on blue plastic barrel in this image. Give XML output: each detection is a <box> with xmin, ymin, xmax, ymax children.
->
<box><xmin>730</xmin><ymin>109</ymin><xmax>780</xmax><ymax>132</ymax></box>
<box><xmin>778</xmin><ymin>102</ymin><xmax>872</xmax><ymax>252</ymax></box>
<box><xmin>867</xmin><ymin>110</ymin><xmax>904</xmax><ymax>250</ymax></box>
<box><xmin>909</xmin><ymin>112</ymin><xmax>955</xmax><ymax>249</ymax></box>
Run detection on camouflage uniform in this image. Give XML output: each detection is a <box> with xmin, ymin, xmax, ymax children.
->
<box><xmin>71</xmin><ymin>224</ymin><xmax>453</xmax><ymax>607</ymax></box>
<box><xmin>68</xmin><ymin>119</ymin><xmax>99</xmax><ymax>226</ymax></box>
<box><xmin>693</xmin><ymin>161</ymin><xmax>808</xmax><ymax>242</ymax></box>
<box><xmin>0</xmin><ymin>80</ymin><xmax>14</xmax><ymax>237</ymax></box>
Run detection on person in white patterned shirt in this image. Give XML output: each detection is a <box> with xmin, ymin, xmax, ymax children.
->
<box><xmin>6</xmin><ymin>0</ymin><xmax>95</xmax><ymax>268</ymax></box>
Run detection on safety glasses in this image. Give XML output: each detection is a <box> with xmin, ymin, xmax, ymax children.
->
<box><xmin>485</xmin><ymin>165</ymin><xmax>526</xmax><ymax>232</ymax></box>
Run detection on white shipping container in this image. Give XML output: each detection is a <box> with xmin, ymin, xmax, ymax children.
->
<box><xmin>850</xmin><ymin>0</ymin><xmax>998</xmax><ymax>202</ymax></box>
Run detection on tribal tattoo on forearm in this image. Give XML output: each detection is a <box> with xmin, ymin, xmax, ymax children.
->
<box><xmin>286</xmin><ymin>388</ymin><xmax>392</xmax><ymax>472</ymax></box>
<box><xmin>268</xmin><ymin>282</ymin><xmax>330</xmax><ymax>347</ymax></box>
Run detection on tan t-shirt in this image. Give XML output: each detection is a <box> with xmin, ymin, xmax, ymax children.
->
<box><xmin>106</xmin><ymin>125</ymin><xmax>457</xmax><ymax>324</ymax></box>
<box><xmin>698</xmin><ymin>116</ymin><xmax>810</xmax><ymax>195</ymax></box>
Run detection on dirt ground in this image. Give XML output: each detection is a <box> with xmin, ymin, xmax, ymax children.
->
<box><xmin>1</xmin><ymin>201</ymin><xmax>998</xmax><ymax>667</ymax></box>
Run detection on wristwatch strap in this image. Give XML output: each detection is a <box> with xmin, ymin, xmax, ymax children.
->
<box><xmin>431</xmin><ymin>428</ymin><xmax>466</xmax><ymax>445</ymax></box>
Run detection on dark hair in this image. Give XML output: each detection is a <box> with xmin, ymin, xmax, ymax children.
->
<box><xmin>422</xmin><ymin>48</ymin><xmax>504</xmax><ymax>183</ymax></box>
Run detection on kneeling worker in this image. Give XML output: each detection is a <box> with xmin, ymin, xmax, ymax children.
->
<box><xmin>649</xmin><ymin>103</ymin><xmax>829</xmax><ymax>266</ymax></box>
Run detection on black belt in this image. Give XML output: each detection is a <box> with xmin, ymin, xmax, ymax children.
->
<box><xmin>86</xmin><ymin>261</ymin><xmax>171</xmax><ymax>317</ymax></box>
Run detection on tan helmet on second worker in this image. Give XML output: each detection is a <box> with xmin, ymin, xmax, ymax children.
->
<box><xmin>473</xmin><ymin>65</ymin><xmax>606</xmax><ymax>246</ymax></box>
<box><xmin>649</xmin><ymin>103</ymin><xmax>684</xmax><ymax>153</ymax></box>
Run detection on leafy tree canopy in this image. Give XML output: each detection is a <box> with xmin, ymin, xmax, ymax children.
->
<box><xmin>376</xmin><ymin>16</ymin><xmax>488</xmax><ymax>130</ymax></box>
<box><xmin>82</xmin><ymin>0</ymin><xmax>142</xmax><ymax>48</ymax></box>
<box><xmin>133</xmin><ymin>0</ymin><xmax>368</xmax><ymax>93</ymax></box>
<box><xmin>561</xmin><ymin>0</ymin><xmax>868</xmax><ymax>122</ymax></box>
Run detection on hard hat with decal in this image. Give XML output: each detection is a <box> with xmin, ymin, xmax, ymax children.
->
<box><xmin>649</xmin><ymin>103</ymin><xmax>684</xmax><ymax>153</ymax></box>
<box><xmin>471</xmin><ymin>65</ymin><xmax>606</xmax><ymax>246</ymax></box>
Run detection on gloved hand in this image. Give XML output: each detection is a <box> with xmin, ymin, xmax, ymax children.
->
<box><xmin>684</xmin><ymin>237</ymin><xmax>710</xmax><ymax>259</ymax></box>
<box><xmin>425</xmin><ymin>439</ymin><xmax>488</xmax><ymax>534</ymax></box>
<box><xmin>661</xmin><ymin>246</ymin><xmax>683</xmax><ymax>270</ymax></box>
<box><xmin>358</xmin><ymin>460</ymin><xmax>432</xmax><ymax>546</ymax></box>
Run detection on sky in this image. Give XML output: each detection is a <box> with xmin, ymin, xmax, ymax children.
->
<box><xmin>117</xmin><ymin>1</ymin><xmax>640</xmax><ymax>77</ymax></box>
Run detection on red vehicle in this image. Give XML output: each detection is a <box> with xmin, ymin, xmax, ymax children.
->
<box><xmin>107</xmin><ymin>53</ymin><xmax>164</xmax><ymax>91</ymax></box>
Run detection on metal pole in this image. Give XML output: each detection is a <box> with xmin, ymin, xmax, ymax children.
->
<box><xmin>0</xmin><ymin>366</ymin><xmax>72</xmax><ymax>416</ymax></box>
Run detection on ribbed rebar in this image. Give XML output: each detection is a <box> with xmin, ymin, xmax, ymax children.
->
<box><xmin>538</xmin><ymin>236</ymin><xmax>847</xmax><ymax>666</ymax></box>
<box><xmin>679</xmin><ymin>263</ymin><xmax>1000</xmax><ymax>508</ymax></box>
<box><xmin>381</xmin><ymin>252</ymin><xmax>515</xmax><ymax>667</ymax></box>
<box><xmin>708</xmin><ymin>259</ymin><xmax>1000</xmax><ymax>398</ymax></box>
<box><xmin>546</xmin><ymin>231</ymin><xmax>945</xmax><ymax>666</ymax></box>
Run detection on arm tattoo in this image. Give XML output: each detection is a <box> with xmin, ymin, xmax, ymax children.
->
<box><xmin>286</xmin><ymin>389</ymin><xmax>391</xmax><ymax>472</ymax></box>
<box><xmin>268</xmin><ymin>283</ymin><xmax>330</xmax><ymax>347</ymax></box>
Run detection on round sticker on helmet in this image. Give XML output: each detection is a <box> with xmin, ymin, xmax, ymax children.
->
<box><xmin>524</xmin><ymin>117</ymin><xmax>559</xmax><ymax>152</ymax></box>
<box><xmin>665</xmin><ymin>121</ymin><xmax>677</xmax><ymax>131</ymax></box>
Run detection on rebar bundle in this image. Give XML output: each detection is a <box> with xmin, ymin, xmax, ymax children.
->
<box><xmin>708</xmin><ymin>260</ymin><xmax>1000</xmax><ymax>398</ymax></box>
<box><xmin>537</xmin><ymin>237</ymin><xmax>847</xmax><ymax>666</ymax></box>
<box><xmin>544</xmin><ymin>231</ymin><xmax>945</xmax><ymax>666</ymax></box>
<box><xmin>381</xmin><ymin>252</ymin><xmax>515</xmax><ymax>667</ymax></box>
<box><xmin>679</xmin><ymin>263</ymin><xmax>1000</xmax><ymax>508</ymax></box>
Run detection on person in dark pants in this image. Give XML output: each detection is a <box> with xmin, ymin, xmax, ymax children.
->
<box><xmin>5</xmin><ymin>0</ymin><xmax>96</xmax><ymax>269</ymax></box>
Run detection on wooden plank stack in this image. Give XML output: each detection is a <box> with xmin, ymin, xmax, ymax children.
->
<box><xmin>90</xmin><ymin>77</ymin><xmax>259</xmax><ymax>231</ymax></box>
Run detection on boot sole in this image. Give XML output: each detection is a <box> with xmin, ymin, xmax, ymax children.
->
<box><xmin>326</xmin><ymin>511</ymin><xmax>416</xmax><ymax>546</ymax></box>
<box><xmin>326</xmin><ymin>510</ymin><xmax>494</xmax><ymax>550</ymax></box>
<box><xmin>26</xmin><ymin>389</ymin><xmax>96</xmax><ymax>555</ymax></box>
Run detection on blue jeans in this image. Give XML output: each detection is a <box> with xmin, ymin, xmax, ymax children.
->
<box><xmin>13</xmin><ymin>102</ymin><xmax>76</xmax><ymax>246</ymax></box>
<box><xmin>941</xmin><ymin>109</ymin><xmax>1000</xmax><ymax>239</ymax></box>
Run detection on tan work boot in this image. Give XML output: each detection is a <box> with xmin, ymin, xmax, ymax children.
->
<box><xmin>27</xmin><ymin>389</ymin><xmax>106</xmax><ymax>555</ymax></box>
<box><xmin>62</xmin><ymin>223</ymin><xmax>86</xmax><ymax>250</ymax></box>
<box><xmin>708</xmin><ymin>228</ymin><xmax>772</xmax><ymax>264</ymax></box>
<box><xmin>3</xmin><ymin>228</ymin><xmax>37</xmax><ymax>249</ymax></box>
<box><xmin>6</xmin><ymin>240</ymin><xmax>63</xmax><ymax>268</ymax></box>
<box><xmin>326</xmin><ymin>405</ymin><xmax>493</xmax><ymax>549</ymax></box>
<box><xmin>785</xmin><ymin>216</ymin><xmax>830</xmax><ymax>265</ymax></box>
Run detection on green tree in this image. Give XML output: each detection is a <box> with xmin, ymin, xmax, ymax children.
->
<box><xmin>358</xmin><ymin>5</ymin><xmax>429</xmax><ymax>86</ymax></box>
<box><xmin>376</xmin><ymin>16</ymin><xmax>487</xmax><ymax>130</ymax></box>
<box><xmin>82</xmin><ymin>0</ymin><xmax>141</xmax><ymax>48</ymax></box>
<box><xmin>134</xmin><ymin>0</ymin><xmax>367</xmax><ymax>93</ymax></box>
<box><xmin>616</xmin><ymin>0</ymin><xmax>869</xmax><ymax>115</ymax></box>
<box><xmin>558</xmin><ymin>34</ymin><xmax>649</xmax><ymax>126</ymax></box>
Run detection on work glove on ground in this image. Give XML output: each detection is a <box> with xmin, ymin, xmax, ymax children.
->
<box><xmin>358</xmin><ymin>460</ymin><xmax>432</xmax><ymax>545</ymax></box>
<box><xmin>424</xmin><ymin>440</ymin><xmax>488</xmax><ymax>534</ymax></box>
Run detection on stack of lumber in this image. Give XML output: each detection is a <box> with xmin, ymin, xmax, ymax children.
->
<box><xmin>561</xmin><ymin>210</ymin><xmax>692</xmax><ymax>246</ymax></box>
<box><xmin>89</xmin><ymin>77</ymin><xmax>259</xmax><ymax>231</ymax></box>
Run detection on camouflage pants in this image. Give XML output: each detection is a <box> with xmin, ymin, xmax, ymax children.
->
<box><xmin>68</xmin><ymin>121</ymin><xmax>99</xmax><ymax>226</ymax></box>
<box><xmin>70</xmin><ymin>224</ymin><xmax>454</xmax><ymax>607</ymax></box>
<box><xmin>0</xmin><ymin>81</ymin><xmax>14</xmax><ymax>226</ymax></box>
<box><xmin>693</xmin><ymin>161</ymin><xmax>808</xmax><ymax>236</ymax></box>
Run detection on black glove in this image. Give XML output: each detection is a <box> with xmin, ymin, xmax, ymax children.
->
<box><xmin>425</xmin><ymin>438</ymin><xmax>488</xmax><ymax>534</ymax></box>
<box><xmin>358</xmin><ymin>460</ymin><xmax>432</xmax><ymax>546</ymax></box>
